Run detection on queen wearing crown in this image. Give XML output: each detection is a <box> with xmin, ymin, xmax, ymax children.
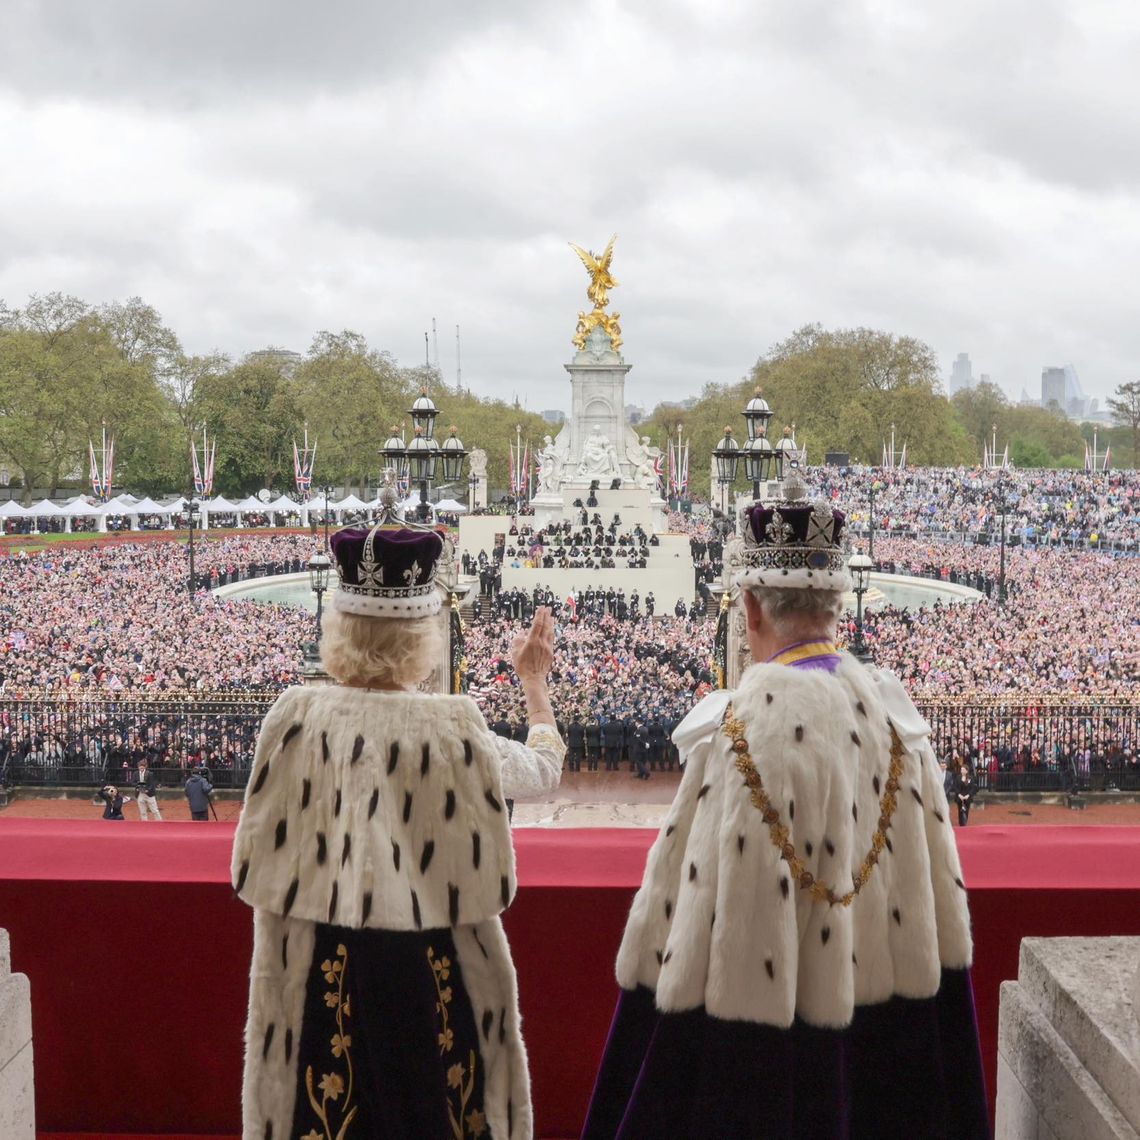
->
<box><xmin>232</xmin><ymin>524</ymin><xmax>565</xmax><ymax>1140</ymax></box>
<box><xmin>582</xmin><ymin>474</ymin><xmax>988</xmax><ymax>1139</ymax></box>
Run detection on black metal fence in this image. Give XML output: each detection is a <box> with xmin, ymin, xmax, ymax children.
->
<box><xmin>2</xmin><ymin>692</ymin><xmax>1137</xmax><ymax>794</ymax></box>
<box><xmin>917</xmin><ymin>697</ymin><xmax>1140</xmax><ymax>793</ymax></box>
<box><xmin>0</xmin><ymin>695</ymin><xmax>275</xmax><ymax>791</ymax></box>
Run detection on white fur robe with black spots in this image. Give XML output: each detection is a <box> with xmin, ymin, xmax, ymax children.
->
<box><xmin>232</xmin><ymin>685</ymin><xmax>564</xmax><ymax>1140</ymax></box>
<box><xmin>616</xmin><ymin>654</ymin><xmax>973</xmax><ymax>1028</ymax></box>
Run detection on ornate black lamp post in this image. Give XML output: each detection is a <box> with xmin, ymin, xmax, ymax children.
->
<box><xmin>308</xmin><ymin>551</ymin><xmax>332</xmax><ymax>645</ymax></box>
<box><xmin>868</xmin><ymin>479</ymin><xmax>882</xmax><ymax>563</ymax></box>
<box><xmin>712</xmin><ymin>426</ymin><xmax>740</xmax><ymax>516</ymax></box>
<box><xmin>848</xmin><ymin>550</ymin><xmax>873</xmax><ymax>662</ymax></box>
<box><xmin>998</xmin><ymin>476</ymin><xmax>1009</xmax><ymax>604</ymax></box>
<box><xmin>186</xmin><ymin>497</ymin><xmax>201</xmax><ymax>596</ymax></box>
<box><xmin>382</xmin><ymin>392</ymin><xmax>466</xmax><ymax>524</ymax></box>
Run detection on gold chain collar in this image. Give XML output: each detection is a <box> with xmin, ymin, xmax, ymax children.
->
<box><xmin>721</xmin><ymin>704</ymin><xmax>906</xmax><ymax>907</ymax></box>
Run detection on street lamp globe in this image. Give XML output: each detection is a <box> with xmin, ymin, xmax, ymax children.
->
<box><xmin>742</xmin><ymin>388</ymin><xmax>773</xmax><ymax>442</ymax></box>
<box><xmin>712</xmin><ymin>426</ymin><xmax>740</xmax><ymax>485</ymax></box>
<box><xmin>407</xmin><ymin>428</ymin><xmax>438</xmax><ymax>484</ymax></box>
<box><xmin>848</xmin><ymin>551</ymin><xmax>873</xmax><ymax>593</ymax></box>
<box><xmin>409</xmin><ymin>389</ymin><xmax>439</xmax><ymax>440</ymax></box>
<box><xmin>439</xmin><ymin>426</ymin><xmax>467</xmax><ymax>484</ymax></box>
<box><xmin>307</xmin><ymin>551</ymin><xmax>332</xmax><ymax>594</ymax></box>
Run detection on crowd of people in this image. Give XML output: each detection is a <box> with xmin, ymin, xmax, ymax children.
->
<box><xmin>0</xmin><ymin>464</ymin><xmax>1137</xmax><ymax>787</ymax></box>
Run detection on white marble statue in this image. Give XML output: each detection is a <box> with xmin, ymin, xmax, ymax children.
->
<box><xmin>468</xmin><ymin>448</ymin><xmax>488</xmax><ymax>478</ymax></box>
<box><xmin>632</xmin><ymin>435</ymin><xmax>659</xmax><ymax>490</ymax></box>
<box><xmin>537</xmin><ymin>436</ymin><xmax>562</xmax><ymax>495</ymax></box>
<box><xmin>578</xmin><ymin>426</ymin><xmax>618</xmax><ymax>477</ymax></box>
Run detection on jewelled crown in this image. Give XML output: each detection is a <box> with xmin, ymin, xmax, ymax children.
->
<box><xmin>736</xmin><ymin>468</ymin><xmax>851</xmax><ymax>592</ymax></box>
<box><xmin>328</xmin><ymin>526</ymin><xmax>444</xmax><ymax>617</ymax></box>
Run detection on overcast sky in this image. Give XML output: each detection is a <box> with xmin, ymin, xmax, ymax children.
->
<box><xmin>2</xmin><ymin>0</ymin><xmax>1136</xmax><ymax>414</ymax></box>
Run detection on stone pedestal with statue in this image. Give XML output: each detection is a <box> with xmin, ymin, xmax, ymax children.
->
<box><xmin>458</xmin><ymin>236</ymin><xmax>691</xmax><ymax>607</ymax></box>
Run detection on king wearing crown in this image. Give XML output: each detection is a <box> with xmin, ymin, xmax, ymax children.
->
<box><xmin>582</xmin><ymin>475</ymin><xmax>988</xmax><ymax>1139</ymax></box>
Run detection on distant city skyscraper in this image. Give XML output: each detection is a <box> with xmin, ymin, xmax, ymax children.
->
<box><xmin>1041</xmin><ymin>366</ymin><xmax>1066</xmax><ymax>410</ymax></box>
<box><xmin>949</xmin><ymin>352</ymin><xmax>973</xmax><ymax>395</ymax></box>
<box><xmin>1041</xmin><ymin>364</ymin><xmax>1088</xmax><ymax>417</ymax></box>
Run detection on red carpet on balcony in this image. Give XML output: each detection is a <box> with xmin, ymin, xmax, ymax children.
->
<box><xmin>3</xmin><ymin>820</ymin><xmax>1140</xmax><ymax>1138</ymax></box>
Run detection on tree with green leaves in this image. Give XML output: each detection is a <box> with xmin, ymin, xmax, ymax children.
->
<box><xmin>0</xmin><ymin>293</ymin><xmax>168</xmax><ymax>498</ymax></box>
<box><xmin>1107</xmin><ymin>381</ymin><xmax>1140</xmax><ymax>468</ymax></box>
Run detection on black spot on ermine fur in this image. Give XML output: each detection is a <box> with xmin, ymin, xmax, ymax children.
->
<box><xmin>301</xmin><ymin>780</ymin><xmax>312</xmax><ymax>810</ymax></box>
<box><xmin>911</xmin><ymin>788</ymin><xmax>924</xmax><ymax>806</ymax></box>
<box><xmin>328</xmin><ymin>882</ymin><xmax>338</xmax><ymax>921</ymax></box>
<box><xmin>283</xmin><ymin>878</ymin><xmax>299</xmax><ymax>915</ymax></box>
<box><xmin>464</xmin><ymin>739</ymin><xmax>474</xmax><ymax>766</ymax></box>
<box><xmin>316</xmin><ymin>832</ymin><xmax>327</xmax><ymax>865</ymax></box>
<box><xmin>697</xmin><ymin>783</ymin><xmax>710</xmax><ymax>799</ymax></box>
<box><xmin>485</xmin><ymin>788</ymin><xmax>502</xmax><ymax>812</ymax></box>
<box><xmin>411</xmin><ymin>889</ymin><xmax>422</xmax><ymax>929</ymax></box>
<box><xmin>445</xmin><ymin>790</ymin><xmax>456</xmax><ymax>820</ymax></box>
<box><xmin>351</xmin><ymin>735</ymin><xmax>364</xmax><ymax>765</ymax></box>
<box><xmin>284</xmin><ymin>1028</ymin><xmax>293</xmax><ymax>1062</ymax></box>
<box><xmin>236</xmin><ymin>860</ymin><xmax>249</xmax><ymax>892</ymax></box>
<box><xmin>789</xmin><ymin>799</ymin><xmax>795</xmax><ymax>820</ymax></box>
<box><xmin>689</xmin><ymin>862</ymin><xmax>697</xmax><ymax>882</ymax></box>
<box><xmin>500</xmin><ymin>874</ymin><xmax>510</xmax><ymax>908</ymax></box>
<box><xmin>851</xmin><ymin>731</ymin><xmax>861</xmax><ymax>747</ymax></box>
<box><xmin>805</xmin><ymin>841</ymin><xmax>813</xmax><ymax>857</ymax></box>
<box><xmin>737</xmin><ymin>834</ymin><xmax>745</xmax><ymax>854</ymax></box>
<box><xmin>321</xmin><ymin>732</ymin><xmax>329</xmax><ymax>764</ymax></box>
<box><xmin>334</xmin><ymin>788</ymin><xmax>342</xmax><ymax>817</ymax></box>
<box><xmin>449</xmin><ymin>883</ymin><xmax>460</xmax><ymax>925</ymax></box>
<box><xmin>281</xmin><ymin>724</ymin><xmax>302</xmax><ymax>749</ymax></box>
<box><xmin>403</xmin><ymin>791</ymin><xmax>413</xmax><ymax>823</ymax></box>
<box><xmin>391</xmin><ymin>839</ymin><xmax>401</xmax><ymax>870</ymax></box>
<box><xmin>281</xmin><ymin>934</ymin><xmax>288</xmax><ymax>969</ymax></box>
<box><xmin>368</xmin><ymin>788</ymin><xmax>379</xmax><ymax>819</ymax></box>
<box><xmin>362</xmin><ymin>892</ymin><xmax>373</xmax><ymax>923</ymax></box>
<box><xmin>821</xmin><ymin>926</ymin><xmax>831</xmax><ymax>945</ymax></box>
<box><xmin>873</xmin><ymin>775</ymin><xmax>880</xmax><ymax>795</ymax></box>
<box><xmin>251</xmin><ymin>764</ymin><xmax>270</xmax><ymax>795</ymax></box>
<box><xmin>472</xmin><ymin>831</ymin><xmax>481</xmax><ymax>868</ymax></box>
<box><xmin>482</xmin><ymin>1009</ymin><xmax>493</xmax><ymax>1040</ymax></box>
<box><xmin>795</xmin><ymin>725</ymin><xmax>804</xmax><ymax>742</ymax></box>
<box><xmin>420</xmin><ymin>841</ymin><xmax>435</xmax><ymax>874</ymax></box>
<box><xmin>274</xmin><ymin>819</ymin><xmax>287</xmax><ymax>850</ymax></box>
<box><xmin>341</xmin><ymin>834</ymin><xmax>352</xmax><ymax>868</ymax></box>
<box><xmin>780</xmin><ymin>877</ymin><xmax>789</xmax><ymax>899</ymax></box>
<box><xmin>824</xmin><ymin>838</ymin><xmax>835</xmax><ymax>857</ymax></box>
<box><xmin>387</xmin><ymin>742</ymin><xmax>399</xmax><ymax>774</ymax></box>
<box><xmin>893</xmin><ymin>907</ymin><xmax>902</xmax><ymax>925</ymax></box>
<box><xmin>856</xmin><ymin>700</ymin><xmax>867</xmax><ymax>716</ymax></box>
<box><xmin>765</xmin><ymin>959</ymin><xmax>774</xmax><ymax>979</ymax></box>
<box><xmin>262</xmin><ymin>1022</ymin><xmax>275</xmax><ymax>1059</ymax></box>
<box><xmin>421</xmin><ymin>743</ymin><xmax>431</xmax><ymax>776</ymax></box>
<box><xmin>766</xmin><ymin>693</ymin><xmax>773</xmax><ymax>704</ymax></box>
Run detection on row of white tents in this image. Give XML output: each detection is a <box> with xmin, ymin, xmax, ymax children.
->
<box><xmin>0</xmin><ymin>492</ymin><xmax>470</xmax><ymax>533</ymax></box>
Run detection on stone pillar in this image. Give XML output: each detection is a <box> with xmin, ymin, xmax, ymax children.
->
<box><xmin>996</xmin><ymin>936</ymin><xmax>1140</xmax><ymax>1139</ymax></box>
<box><xmin>0</xmin><ymin>929</ymin><xmax>35</xmax><ymax>1139</ymax></box>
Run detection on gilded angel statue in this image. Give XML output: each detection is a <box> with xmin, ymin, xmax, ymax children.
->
<box><xmin>569</xmin><ymin>234</ymin><xmax>619</xmax><ymax>311</ymax></box>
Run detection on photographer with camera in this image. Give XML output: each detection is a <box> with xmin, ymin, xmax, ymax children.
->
<box><xmin>98</xmin><ymin>785</ymin><xmax>125</xmax><ymax>821</ymax></box>
<box><xmin>184</xmin><ymin>766</ymin><xmax>214</xmax><ymax>822</ymax></box>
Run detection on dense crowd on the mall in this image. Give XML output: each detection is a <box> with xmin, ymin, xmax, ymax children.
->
<box><xmin>0</xmin><ymin>466</ymin><xmax>1136</xmax><ymax>787</ymax></box>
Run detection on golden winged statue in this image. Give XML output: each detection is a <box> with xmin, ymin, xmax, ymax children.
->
<box><xmin>569</xmin><ymin>234</ymin><xmax>623</xmax><ymax>352</ymax></box>
<box><xmin>569</xmin><ymin>234</ymin><xmax>619</xmax><ymax>309</ymax></box>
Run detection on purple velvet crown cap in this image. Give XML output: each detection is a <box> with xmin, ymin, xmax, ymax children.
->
<box><xmin>328</xmin><ymin>526</ymin><xmax>445</xmax><ymax>617</ymax></box>
<box><xmin>742</xmin><ymin>502</ymin><xmax>848</xmax><ymax>553</ymax></box>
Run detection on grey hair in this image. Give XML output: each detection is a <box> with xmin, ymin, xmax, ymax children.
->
<box><xmin>744</xmin><ymin>584</ymin><xmax>844</xmax><ymax>631</ymax></box>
